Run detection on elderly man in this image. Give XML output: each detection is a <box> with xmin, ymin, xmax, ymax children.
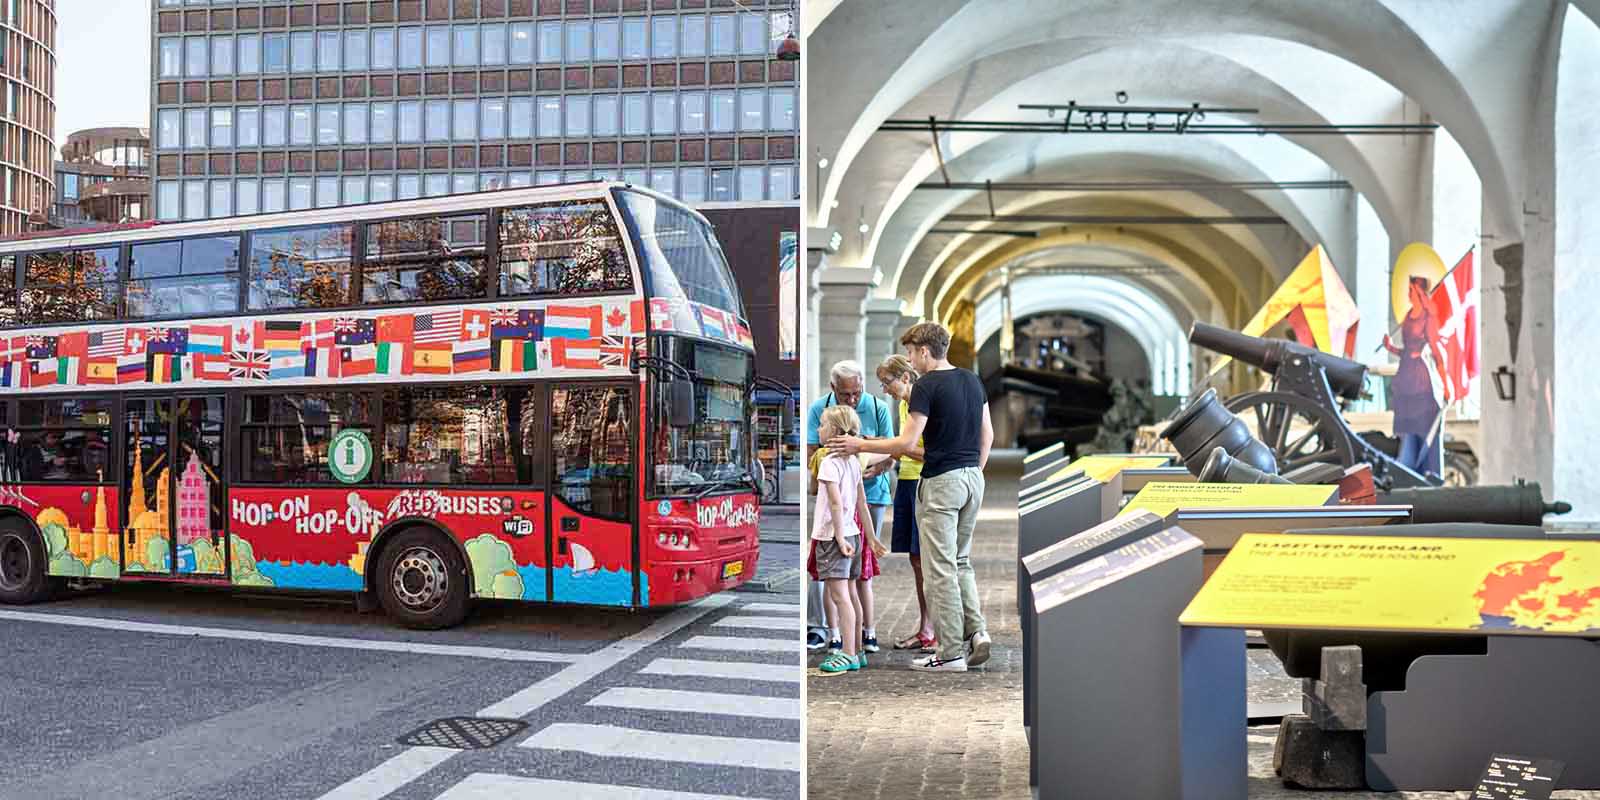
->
<box><xmin>804</xmin><ymin>360</ymin><xmax>894</xmax><ymax>652</ymax></box>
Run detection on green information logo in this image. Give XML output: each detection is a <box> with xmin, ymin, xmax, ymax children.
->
<box><xmin>329</xmin><ymin>429</ymin><xmax>373</xmax><ymax>484</ymax></box>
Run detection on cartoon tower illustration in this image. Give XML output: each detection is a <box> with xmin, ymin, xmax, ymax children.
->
<box><xmin>92</xmin><ymin>477</ymin><xmax>110</xmax><ymax>563</ymax></box>
<box><xmin>155</xmin><ymin>465</ymin><xmax>171</xmax><ymax>540</ymax></box>
<box><xmin>176</xmin><ymin>453</ymin><xmax>209</xmax><ymax>546</ymax></box>
<box><xmin>126</xmin><ymin>446</ymin><xmax>148</xmax><ymax>570</ymax></box>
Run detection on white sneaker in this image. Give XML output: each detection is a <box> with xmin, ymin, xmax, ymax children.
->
<box><xmin>910</xmin><ymin>653</ymin><xmax>968</xmax><ymax>672</ymax></box>
<box><xmin>966</xmin><ymin>631</ymin><xmax>992</xmax><ymax>667</ymax></box>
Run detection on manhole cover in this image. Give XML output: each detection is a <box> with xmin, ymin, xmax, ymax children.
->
<box><xmin>397</xmin><ymin>717</ymin><xmax>529</xmax><ymax>749</ymax></box>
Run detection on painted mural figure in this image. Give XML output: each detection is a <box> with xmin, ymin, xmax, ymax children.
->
<box><xmin>1383</xmin><ymin>276</ymin><xmax>1450</xmax><ymax>478</ymax></box>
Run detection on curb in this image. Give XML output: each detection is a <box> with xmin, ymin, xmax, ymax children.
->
<box><xmin>734</xmin><ymin>566</ymin><xmax>803</xmax><ymax>595</ymax></box>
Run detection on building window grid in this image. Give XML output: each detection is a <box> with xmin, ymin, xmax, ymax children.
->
<box><xmin>151</xmin><ymin>9</ymin><xmax>796</xmax><ymax>219</ymax></box>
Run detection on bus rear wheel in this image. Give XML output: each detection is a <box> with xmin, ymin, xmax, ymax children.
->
<box><xmin>376</xmin><ymin>528</ymin><xmax>470</xmax><ymax>630</ymax></box>
<box><xmin>0</xmin><ymin>519</ymin><xmax>53</xmax><ymax>605</ymax></box>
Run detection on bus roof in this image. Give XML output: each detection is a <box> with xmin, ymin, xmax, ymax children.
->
<box><xmin>0</xmin><ymin>181</ymin><xmax>710</xmax><ymax>253</ymax></box>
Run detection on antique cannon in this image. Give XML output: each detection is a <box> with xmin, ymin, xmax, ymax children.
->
<box><xmin>1189</xmin><ymin>321</ymin><xmax>1433</xmax><ymax>490</ymax></box>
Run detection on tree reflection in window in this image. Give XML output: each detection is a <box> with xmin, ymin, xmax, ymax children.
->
<box><xmin>240</xmin><ymin>393</ymin><xmax>373</xmax><ymax>484</ymax></box>
<box><xmin>551</xmin><ymin>386</ymin><xmax>632</xmax><ymax>519</ymax></box>
<box><xmin>0</xmin><ymin>255</ymin><xmax>16</xmax><ymax>326</ymax></box>
<box><xmin>382</xmin><ymin>385</ymin><xmax>537</xmax><ymax>485</ymax></box>
<box><xmin>498</xmin><ymin>200</ymin><xmax>632</xmax><ymax>296</ymax></box>
<box><xmin>21</xmin><ymin>248</ymin><xmax>120</xmax><ymax>323</ymax></box>
<box><xmin>247</xmin><ymin>223</ymin><xmax>356</xmax><ymax>310</ymax></box>
<box><xmin>363</xmin><ymin>213</ymin><xmax>488</xmax><ymax>303</ymax></box>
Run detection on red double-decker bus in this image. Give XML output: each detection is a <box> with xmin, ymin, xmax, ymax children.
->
<box><xmin>0</xmin><ymin>183</ymin><xmax>761</xmax><ymax>628</ymax></box>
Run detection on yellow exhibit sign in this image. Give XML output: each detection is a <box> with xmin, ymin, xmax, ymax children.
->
<box><xmin>1047</xmin><ymin>454</ymin><xmax>1174</xmax><ymax>484</ymax></box>
<box><xmin>1181</xmin><ymin>534</ymin><xmax>1600</xmax><ymax>636</ymax></box>
<box><xmin>1119</xmin><ymin>482</ymin><xmax>1336</xmax><ymax>518</ymax></box>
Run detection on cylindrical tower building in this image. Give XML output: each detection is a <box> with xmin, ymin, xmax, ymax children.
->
<box><xmin>0</xmin><ymin>0</ymin><xmax>55</xmax><ymax>233</ymax></box>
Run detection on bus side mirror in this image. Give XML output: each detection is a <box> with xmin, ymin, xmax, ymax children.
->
<box><xmin>670</xmin><ymin>379</ymin><xmax>696</xmax><ymax>428</ymax></box>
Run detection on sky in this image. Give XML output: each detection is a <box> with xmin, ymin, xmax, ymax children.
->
<box><xmin>54</xmin><ymin>0</ymin><xmax>151</xmax><ymax>155</ymax></box>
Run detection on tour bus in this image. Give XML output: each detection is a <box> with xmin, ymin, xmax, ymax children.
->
<box><xmin>0</xmin><ymin>182</ymin><xmax>761</xmax><ymax>628</ymax></box>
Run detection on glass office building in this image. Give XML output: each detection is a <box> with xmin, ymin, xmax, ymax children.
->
<box><xmin>150</xmin><ymin>0</ymin><xmax>798</xmax><ymax>221</ymax></box>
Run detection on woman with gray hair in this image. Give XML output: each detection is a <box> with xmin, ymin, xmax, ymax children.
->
<box><xmin>877</xmin><ymin>354</ymin><xmax>935</xmax><ymax>652</ymax></box>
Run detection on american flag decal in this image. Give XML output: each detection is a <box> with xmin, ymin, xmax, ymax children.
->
<box><xmin>414</xmin><ymin>310</ymin><xmax>463</xmax><ymax>343</ymax></box>
<box><xmin>88</xmin><ymin>330</ymin><xmax>125</xmax><ymax>358</ymax></box>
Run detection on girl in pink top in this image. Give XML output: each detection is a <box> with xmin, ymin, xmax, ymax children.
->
<box><xmin>811</xmin><ymin>405</ymin><xmax>881</xmax><ymax>674</ymax></box>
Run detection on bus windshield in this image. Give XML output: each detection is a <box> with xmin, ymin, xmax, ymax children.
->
<box><xmin>650</xmin><ymin>336</ymin><xmax>754</xmax><ymax>497</ymax></box>
<box><xmin>614</xmin><ymin>189</ymin><xmax>744</xmax><ymax>321</ymax></box>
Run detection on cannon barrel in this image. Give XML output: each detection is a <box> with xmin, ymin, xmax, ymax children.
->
<box><xmin>1190</xmin><ymin>321</ymin><xmax>1369</xmax><ymax>401</ymax></box>
<box><xmin>1379</xmin><ymin>483</ymin><xmax>1572</xmax><ymax>526</ymax></box>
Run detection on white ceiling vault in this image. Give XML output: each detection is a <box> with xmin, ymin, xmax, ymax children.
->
<box><xmin>806</xmin><ymin>0</ymin><xmax>1556</xmax><ymax>327</ymax></box>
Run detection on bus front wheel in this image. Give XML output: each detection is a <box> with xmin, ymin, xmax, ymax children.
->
<box><xmin>376</xmin><ymin>528</ymin><xmax>470</xmax><ymax>630</ymax></box>
<box><xmin>0</xmin><ymin>519</ymin><xmax>53</xmax><ymax>605</ymax></box>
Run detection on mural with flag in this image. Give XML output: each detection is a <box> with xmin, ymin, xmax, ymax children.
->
<box><xmin>1208</xmin><ymin>245</ymin><xmax>1360</xmax><ymax>376</ymax></box>
<box><xmin>1428</xmin><ymin>249</ymin><xmax>1479</xmax><ymax>401</ymax></box>
<box><xmin>0</xmin><ymin>294</ymin><xmax>740</xmax><ymax>394</ymax></box>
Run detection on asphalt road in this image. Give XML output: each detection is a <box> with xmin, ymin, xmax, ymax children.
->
<box><xmin>0</xmin><ymin>512</ymin><xmax>802</xmax><ymax>800</ymax></box>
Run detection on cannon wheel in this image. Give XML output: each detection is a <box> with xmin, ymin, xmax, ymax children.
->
<box><xmin>1223</xmin><ymin>391</ymin><xmax>1355</xmax><ymax>472</ymax></box>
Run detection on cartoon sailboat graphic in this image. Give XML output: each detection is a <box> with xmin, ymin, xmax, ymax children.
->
<box><xmin>570</xmin><ymin>541</ymin><xmax>599</xmax><ymax>577</ymax></box>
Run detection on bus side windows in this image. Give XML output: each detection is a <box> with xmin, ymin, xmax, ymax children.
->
<box><xmin>20</xmin><ymin>248</ymin><xmax>120</xmax><ymax>325</ymax></box>
<box><xmin>0</xmin><ymin>255</ymin><xmax>15</xmax><ymax>326</ymax></box>
<box><xmin>381</xmin><ymin>385</ymin><xmax>528</xmax><ymax>485</ymax></box>
<box><xmin>246</xmin><ymin>223</ymin><xmax>357</xmax><ymax>311</ymax></box>
<box><xmin>15</xmin><ymin>399</ymin><xmax>114</xmax><ymax>483</ymax></box>
<box><xmin>498</xmin><ymin>201</ymin><xmax>632</xmax><ymax>297</ymax></box>
<box><xmin>240</xmin><ymin>393</ymin><xmax>374</xmax><ymax>484</ymax></box>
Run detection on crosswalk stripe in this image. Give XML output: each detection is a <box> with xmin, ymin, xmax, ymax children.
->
<box><xmin>739</xmin><ymin>602</ymin><xmax>801</xmax><ymax>614</ymax></box>
<box><xmin>588</xmin><ymin>687</ymin><xmax>801</xmax><ymax>720</ymax></box>
<box><xmin>680</xmin><ymin>635</ymin><xmax>800</xmax><ymax>654</ymax></box>
<box><xmin>519</xmin><ymin>723</ymin><xmax>800</xmax><ymax>771</ymax></box>
<box><xmin>711</xmin><ymin>616</ymin><xmax>800</xmax><ymax>632</ymax></box>
<box><xmin>639</xmin><ymin>657</ymin><xmax>800</xmax><ymax>683</ymax></box>
<box><xmin>435</xmin><ymin>774</ymin><xmax>751</xmax><ymax>800</ymax></box>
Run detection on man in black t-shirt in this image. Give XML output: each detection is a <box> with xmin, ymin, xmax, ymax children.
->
<box><xmin>828</xmin><ymin>322</ymin><xmax>992</xmax><ymax>672</ymax></box>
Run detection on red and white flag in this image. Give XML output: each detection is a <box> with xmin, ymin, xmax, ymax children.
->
<box><xmin>1428</xmin><ymin>249</ymin><xmax>1479</xmax><ymax>401</ymax></box>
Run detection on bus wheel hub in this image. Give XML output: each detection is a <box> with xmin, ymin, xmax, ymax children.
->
<box><xmin>393</xmin><ymin>547</ymin><xmax>448</xmax><ymax>611</ymax></box>
<box><xmin>0</xmin><ymin>534</ymin><xmax>31</xmax><ymax>591</ymax></box>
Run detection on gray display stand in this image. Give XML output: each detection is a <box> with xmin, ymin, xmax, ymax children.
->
<box><xmin>1020</xmin><ymin>509</ymin><xmax>1166</xmax><ymax>740</ymax></box>
<box><xmin>1366</xmin><ymin>635</ymin><xmax>1600</xmax><ymax>790</ymax></box>
<box><xmin>1031</xmin><ymin>526</ymin><xmax>1206</xmax><ymax>800</ymax></box>
<box><xmin>1017</xmin><ymin>467</ymin><xmax>1085</xmax><ymax>508</ymax></box>
<box><xmin>1020</xmin><ymin>452</ymin><xmax>1069</xmax><ymax>491</ymax></box>
<box><xmin>1180</xmin><ymin>625</ymin><xmax>1247</xmax><ymax>799</ymax></box>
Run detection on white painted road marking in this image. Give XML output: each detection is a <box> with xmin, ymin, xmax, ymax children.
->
<box><xmin>679</xmin><ymin>635</ymin><xmax>801</xmax><ymax>654</ymax></box>
<box><xmin>638</xmin><ymin>657</ymin><xmax>800</xmax><ymax>683</ymax></box>
<box><xmin>519</xmin><ymin>722</ymin><xmax>801</xmax><ymax>771</ymax></box>
<box><xmin>315</xmin><ymin>747</ymin><xmax>458</xmax><ymax>800</ymax></box>
<box><xmin>588</xmin><ymin>687</ymin><xmax>801</xmax><ymax>720</ymax></box>
<box><xmin>710</xmin><ymin>615</ymin><xmax>800</xmax><ymax>631</ymax></box>
<box><xmin>315</xmin><ymin>594</ymin><xmax>735</xmax><ymax>800</ymax></box>
<box><xmin>435</xmin><ymin>774</ymin><xmax>752</xmax><ymax>800</ymax></box>
<box><xmin>738</xmin><ymin>602</ymin><xmax>800</xmax><ymax>614</ymax></box>
<box><xmin>0</xmin><ymin>609</ymin><xmax>580</xmax><ymax>663</ymax></box>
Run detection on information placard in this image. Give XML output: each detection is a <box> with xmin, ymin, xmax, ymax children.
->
<box><xmin>1119</xmin><ymin>481</ymin><xmax>1336</xmax><ymax>519</ymax></box>
<box><xmin>1042</xmin><ymin>454</ymin><xmax>1174</xmax><ymax>485</ymax></box>
<box><xmin>1182</xmin><ymin>534</ymin><xmax>1600</xmax><ymax>635</ymax></box>
<box><xmin>1034</xmin><ymin>526</ymin><xmax>1203</xmax><ymax>613</ymax></box>
<box><xmin>1473</xmin><ymin>754</ymin><xmax>1565</xmax><ymax>800</ymax></box>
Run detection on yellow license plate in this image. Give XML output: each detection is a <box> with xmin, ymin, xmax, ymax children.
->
<box><xmin>722</xmin><ymin>561</ymin><xmax>744</xmax><ymax>579</ymax></box>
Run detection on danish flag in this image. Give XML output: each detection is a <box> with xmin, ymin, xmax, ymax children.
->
<box><xmin>1428</xmin><ymin>248</ymin><xmax>1479</xmax><ymax>401</ymax></box>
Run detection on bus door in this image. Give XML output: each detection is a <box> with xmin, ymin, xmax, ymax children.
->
<box><xmin>120</xmin><ymin>395</ymin><xmax>228</xmax><ymax>578</ymax></box>
<box><xmin>547</xmin><ymin>383</ymin><xmax>637</xmax><ymax>607</ymax></box>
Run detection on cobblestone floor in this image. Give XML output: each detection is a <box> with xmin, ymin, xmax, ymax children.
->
<box><xmin>806</xmin><ymin>453</ymin><xmax>1600</xmax><ymax>799</ymax></box>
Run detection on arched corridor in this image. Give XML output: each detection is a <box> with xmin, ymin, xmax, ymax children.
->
<box><xmin>805</xmin><ymin>0</ymin><xmax>1600</xmax><ymax>523</ymax></box>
